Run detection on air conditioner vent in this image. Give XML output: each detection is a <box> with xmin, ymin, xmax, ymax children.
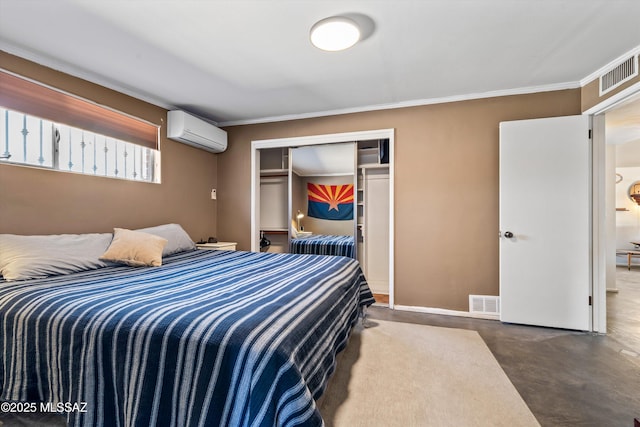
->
<box><xmin>599</xmin><ymin>55</ymin><xmax>638</xmax><ymax>96</ymax></box>
<box><xmin>469</xmin><ymin>295</ymin><xmax>500</xmax><ymax>318</ymax></box>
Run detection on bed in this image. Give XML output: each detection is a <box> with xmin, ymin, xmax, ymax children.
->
<box><xmin>290</xmin><ymin>235</ymin><xmax>355</xmax><ymax>258</ymax></box>
<box><xmin>0</xmin><ymin>246</ymin><xmax>373</xmax><ymax>426</ymax></box>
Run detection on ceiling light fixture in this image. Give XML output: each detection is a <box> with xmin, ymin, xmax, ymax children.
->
<box><xmin>310</xmin><ymin>16</ymin><xmax>361</xmax><ymax>52</ymax></box>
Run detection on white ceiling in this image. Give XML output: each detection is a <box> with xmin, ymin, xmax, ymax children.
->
<box><xmin>1</xmin><ymin>0</ymin><xmax>640</xmax><ymax>126</ymax></box>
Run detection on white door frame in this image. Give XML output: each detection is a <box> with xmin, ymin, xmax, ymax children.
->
<box><xmin>250</xmin><ymin>129</ymin><xmax>396</xmax><ymax>308</ymax></box>
<box><xmin>587</xmin><ymin>81</ymin><xmax>640</xmax><ymax>333</ymax></box>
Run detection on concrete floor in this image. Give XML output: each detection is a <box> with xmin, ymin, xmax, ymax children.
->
<box><xmin>368</xmin><ymin>274</ymin><xmax>640</xmax><ymax>427</ymax></box>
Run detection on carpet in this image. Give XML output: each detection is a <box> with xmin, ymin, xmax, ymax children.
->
<box><xmin>318</xmin><ymin>319</ymin><xmax>540</xmax><ymax>427</ymax></box>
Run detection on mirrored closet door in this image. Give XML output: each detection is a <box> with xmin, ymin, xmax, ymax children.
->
<box><xmin>289</xmin><ymin>143</ymin><xmax>357</xmax><ymax>258</ymax></box>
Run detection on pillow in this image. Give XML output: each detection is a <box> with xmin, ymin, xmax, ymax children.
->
<box><xmin>100</xmin><ymin>228</ymin><xmax>168</xmax><ymax>267</ymax></box>
<box><xmin>135</xmin><ymin>223</ymin><xmax>196</xmax><ymax>257</ymax></box>
<box><xmin>0</xmin><ymin>233</ymin><xmax>113</xmax><ymax>281</ymax></box>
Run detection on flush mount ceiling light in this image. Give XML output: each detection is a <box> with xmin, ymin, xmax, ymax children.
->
<box><xmin>310</xmin><ymin>16</ymin><xmax>361</xmax><ymax>51</ymax></box>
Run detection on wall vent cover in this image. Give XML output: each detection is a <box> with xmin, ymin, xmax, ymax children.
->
<box><xmin>599</xmin><ymin>55</ymin><xmax>638</xmax><ymax>96</ymax></box>
<box><xmin>469</xmin><ymin>295</ymin><xmax>500</xmax><ymax>317</ymax></box>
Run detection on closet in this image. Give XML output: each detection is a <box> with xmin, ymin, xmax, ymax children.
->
<box><xmin>253</xmin><ymin>133</ymin><xmax>392</xmax><ymax>303</ymax></box>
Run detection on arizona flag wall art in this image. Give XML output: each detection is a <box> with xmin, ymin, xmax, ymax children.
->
<box><xmin>307</xmin><ymin>183</ymin><xmax>354</xmax><ymax>221</ymax></box>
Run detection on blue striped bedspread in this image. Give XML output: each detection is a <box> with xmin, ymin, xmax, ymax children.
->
<box><xmin>290</xmin><ymin>235</ymin><xmax>355</xmax><ymax>258</ymax></box>
<box><xmin>0</xmin><ymin>249</ymin><xmax>374</xmax><ymax>426</ymax></box>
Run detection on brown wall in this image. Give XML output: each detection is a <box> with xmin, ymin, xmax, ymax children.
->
<box><xmin>0</xmin><ymin>52</ymin><xmax>218</xmax><ymax>241</ymax></box>
<box><xmin>218</xmin><ymin>90</ymin><xmax>581</xmax><ymax>311</ymax></box>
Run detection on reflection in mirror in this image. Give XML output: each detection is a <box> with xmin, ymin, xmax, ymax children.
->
<box><xmin>629</xmin><ymin>181</ymin><xmax>640</xmax><ymax>206</ymax></box>
<box><xmin>289</xmin><ymin>143</ymin><xmax>357</xmax><ymax>258</ymax></box>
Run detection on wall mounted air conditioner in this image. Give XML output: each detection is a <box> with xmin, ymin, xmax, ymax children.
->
<box><xmin>167</xmin><ymin>110</ymin><xmax>227</xmax><ymax>153</ymax></box>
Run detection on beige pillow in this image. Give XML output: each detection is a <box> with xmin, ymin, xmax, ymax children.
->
<box><xmin>100</xmin><ymin>228</ymin><xmax>168</xmax><ymax>267</ymax></box>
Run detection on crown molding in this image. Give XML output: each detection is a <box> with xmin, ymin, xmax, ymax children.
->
<box><xmin>219</xmin><ymin>81</ymin><xmax>581</xmax><ymax>127</ymax></box>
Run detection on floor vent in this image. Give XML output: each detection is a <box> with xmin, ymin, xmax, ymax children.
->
<box><xmin>469</xmin><ymin>295</ymin><xmax>500</xmax><ymax>316</ymax></box>
<box><xmin>599</xmin><ymin>54</ymin><xmax>638</xmax><ymax>96</ymax></box>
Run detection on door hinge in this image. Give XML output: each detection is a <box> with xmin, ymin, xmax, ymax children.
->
<box><xmin>589</xmin><ymin>296</ymin><xmax>592</xmax><ymax>306</ymax></box>
<box><xmin>588</xmin><ymin>129</ymin><xmax>592</xmax><ymax>139</ymax></box>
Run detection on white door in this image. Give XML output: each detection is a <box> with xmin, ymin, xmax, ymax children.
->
<box><xmin>500</xmin><ymin>115</ymin><xmax>591</xmax><ymax>331</ymax></box>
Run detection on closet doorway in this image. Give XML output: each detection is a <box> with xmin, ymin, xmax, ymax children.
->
<box><xmin>250</xmin><ymin>129</ymin><xmax>395</xmax><ymax>307</ymax></box>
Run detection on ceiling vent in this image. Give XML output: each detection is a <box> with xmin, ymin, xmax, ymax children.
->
<box><xmin>599</xmin><ymin>54</ymin><xmax>638</xmax><ymax>96</ymax></box>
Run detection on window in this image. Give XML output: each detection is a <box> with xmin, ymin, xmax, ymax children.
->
<box><xmin>0</xmin><ymin>71</ymin><xmax>160</xmax><ymax>183</ymax></box>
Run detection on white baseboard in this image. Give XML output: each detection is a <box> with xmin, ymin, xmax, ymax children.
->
<box><xmin>393</xmin><ymin>304</ymin><xmax>500</xmax><ymax>321</ymax></box>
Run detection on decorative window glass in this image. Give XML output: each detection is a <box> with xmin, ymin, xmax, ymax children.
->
<box><xmin>0</xmin><ymin>71</ymin><xmax>160</xmax><ymax>183</ymax></box>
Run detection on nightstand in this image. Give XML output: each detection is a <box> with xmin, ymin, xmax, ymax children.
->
<box><xmin>196</xmin><ymin>242</ymin><xmax>237</xmax><ymax>251</ymax></box>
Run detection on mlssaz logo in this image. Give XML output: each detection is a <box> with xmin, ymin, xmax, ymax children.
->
<box><xmin>40</xmin><ymin>401</ymin><xmax>88</xmax><ymax>413</ymax></box>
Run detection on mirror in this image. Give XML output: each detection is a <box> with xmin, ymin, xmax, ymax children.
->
<box><xmin>289</xmin><ymin>143</ymin><xmax>357</xmax><ymax>258</ymax></box>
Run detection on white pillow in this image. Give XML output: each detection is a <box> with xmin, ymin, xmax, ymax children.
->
<box><xmin>100</xmin><ymin>228</ymin><xmax>167</xmax><ymax>267</ymax></box>
<box><xmin>135</xmin><ymin>223</ymin><xmax>196</xmax><ymax>257</ymax></box>
<box><xmin>0</xmin><ymin>233</ymin><xmax>112</xmax><ymax>281</ymax></box>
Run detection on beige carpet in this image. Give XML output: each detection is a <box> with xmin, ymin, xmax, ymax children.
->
<box><xmin>318</xmin><ymin>320</ymin><xmax>540</xmax><ymax>427</ymax></box>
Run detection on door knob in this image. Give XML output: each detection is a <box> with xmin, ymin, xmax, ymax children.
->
<box><xmin>504</xmin><ymin>231</ymin><xmax>514</xmax><ymax>238</ymax></box>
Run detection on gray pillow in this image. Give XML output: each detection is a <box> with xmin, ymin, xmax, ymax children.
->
<box><xmin>0</xmin><ymin>233</ymin><xmax>113</xmax><ymax>281</ymax></box>
<box><xmin>135</xmin><ymin>223</ymin><xmax>196</xmax><ymax>257</ymax></box>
